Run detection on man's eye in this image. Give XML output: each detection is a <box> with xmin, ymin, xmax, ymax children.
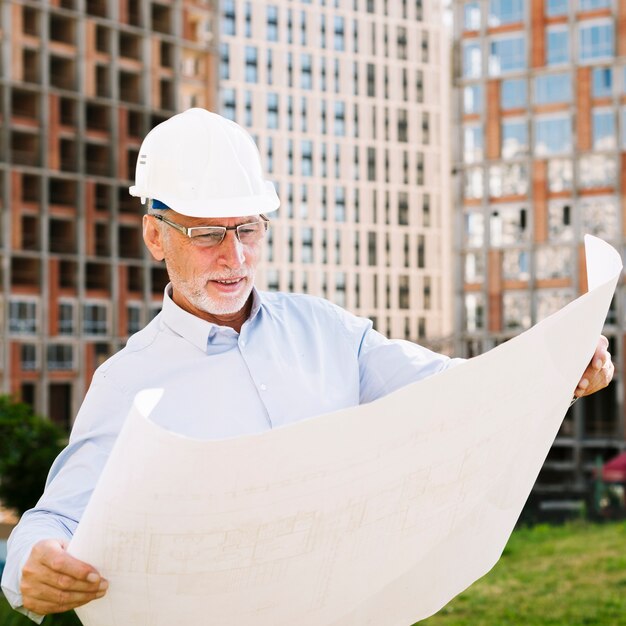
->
<box><xmin>195</xmin><ymin>231</ymin><xmax>223</xmax><ymax>242</ymax></box>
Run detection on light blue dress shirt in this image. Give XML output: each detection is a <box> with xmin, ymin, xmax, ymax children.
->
<box><xmin>1</xmin><ymin>286</ymin><xmax>461</xmax><ymax>616</ymax></box>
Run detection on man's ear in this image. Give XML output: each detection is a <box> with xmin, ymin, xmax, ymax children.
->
<box><xmin>143</xmin><ymin>215</ymin><xmax>165</xmax><ymax>261</ymax></box>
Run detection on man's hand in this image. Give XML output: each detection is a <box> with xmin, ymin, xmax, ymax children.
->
<box><xmin>20</xmin><ymin>539</ymin><xmax>108</xmax><ymax>615</ymax></box>
<box><xmin>574</xmin><ymin>335</ymin><xmax>614</xmax><ymax>398</ymax></box>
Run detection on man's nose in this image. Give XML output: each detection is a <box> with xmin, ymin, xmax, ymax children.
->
<box><xmin>218</xmin><ymin>231</ymin><xmax>246</xmax><ymax>268</ymax></box>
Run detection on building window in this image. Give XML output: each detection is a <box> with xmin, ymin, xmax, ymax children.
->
<box><xmin>463</xmin><ymin>83</ymin><xmax>483</xmax><ymax>114</ymax></box>
<box><xmin>580</xmin><ymin>196</ymin><xmax>618</xmax><ymax>239</ymax></box>
<box><xmin>219</xmin><ymin>43</ymin><xmax>230</xmax><ymax>80</ymax></box>
<box><xmin>9</xmin><ymin>300</ymin><xmax>38</xmax><ymax>334</ymax></box>
<box><xmin>301</xmin><ymin>53</ymin><xmax>313</xmax><ymax>90</ymax></box>
<box><xmin>501</xmin><ymin>78</ymin><xmax>527</xmax><ymax>109</ymax></box>
<box><xmin>502</xmin><ymin>249</ymin><xmax>530</xmax><ymax>281</ymax></box>
<box><xmin>592</xmin><ymin>108</ymin><xmax>616</xmax><ymax>150</ymax></box>
<box><xmin>536</xmin><ymin>289</ymin><xmax>573</xmax><ymax>322</ymax></box>
<box><xmin>127</xmin><ymin>305</ymin><xmax>142</xmax><ymax>336</ymax></box>
<box><xmin>534</xmin><ymin>72</ymin><xmax>571</xmax><ymax>104</ymax></box>
<box><xmin>333</xmin><ymin>15</ymin><xmax>345</xmax><ymax>51</ymax></box>
<box><xmin>536</xmin><ymin>246</ymin><xmax>573</xmax><ymax>280</ymax></box>
<box><xmin>545</xmin><ymin>0</ymin><xmax>568</xmax><ymax>15</ymax></box>
<box><xmin>244</xmin><ymin>46</ymin><xmax>258</xmax><ymax>83</ymax></box>
<box><xmin>334</xmin><ymin>101</ymin><xmax>346</xmax><ymax>136</ymax></box>
<box><xmin>301</xmin><ymin>227</ymin><xmax>313</xmax><ymax>264</ymax></box>
<box><xmin>548</xmin><ymin>200</ymin><xmax>573</xmax><ymax>242</ymax></box>
<box><xmin>489</xmin><ymin>163</ymin><xmax>529</xmax><ymax>197</ymax></box>
<box><xmin>267</xmin><ymin>92</ymin><xmax>279</xmax><ymax>129</ymax></box>
<box><xmin>488</xmin><ymin>35</ymin><xmax>526</xmax><ymax>76</ymax></box>
<box><xmin>578</xmin><ymin>154</ymin><xmax>617</xmax><ymax>188</ymax></box>
<box><xmin>488</xmin><ymin>0</ymin><xmax>524</xmax><ymax>27</ymax></box>
<box><xmin>547</xmin><ymin>159</ymin><xmax>573</xmax><ymax>192</ymax></box>
<box><xmin>579</xmin><ymin>21</ymin><xmax>614</xmax><ymax>63</ymax></box>
<box><xmin>21</xmin><ymin>344</ymin><xmax>38</xmax><ymax>371</ymax></box>
<box><xmin>464</xmin><ymin>251</ymin><xmax>485</xmax><ymax>283</ymax></box>
<box><xmin>490</xmin><ymin>205</ymin><xmax>528</xmax><ymax>247</ymax></box>
<box><xmin>546</xmin><ymin>26</ymin><xmax>569</xmax><ymax>66</ymax></box>
<box><xmin>464</xmin><ymin>167</ymin><xmax>484</xmax><ymax>200</ymax></box>
<box><xmin>503</xmin><ymin>292</ymin><xmax>531</xmax><ymax>330</ymax></box>
<box><xmin>464</xmin><ymin>1</ymin><xmax>481</xmax><ymax>30</ymax></box>
<box><xmin>222</xmin><ymin>0</ymin><xmax>236</xmax><ymax>36</ymax></box>
<box><xmin>534</xmin><ymin>115</ymin><xmax>572</xmax><ymax>156</ymax></box>
<box><xmin>47</xmin><ymin>344</ymin><xmax>74</xmax><ymax>371</ymax></box>
<box><xmin>221</xmin><ymin>88</ymin><xmax>236</xmax><ymax>121</ymax></box>
<box><xmin>501</xmin><ymin>119</ymin><xmax>528</xmax><ymax>159</ymax></box>
<box><xmin>83</xmin><ymin>303</ymin><xmax>108</xmax><ymax>335</ymax></box>
<box><xmin>592</xmin><ymin>67</ymin><xmax>612</xmax><ymax>97</ymax></box>
<box><xmin>462</xmin><ymin>41</ymin><xmax>482</xmax><ymax>78</ymax></box>
<box><xmin>579</xmin><ymin>0</ymin><xmax>611</xmax><ymax>10</ymax></box>
<box><xmin>301</xmin><ymin>140</ymin><xmax>313</xmax><ymax>176</ymax></box>
<box><xmin>266</xmin><ymin>5</ymin><xmax>278</xmax><ymax>41</ymax></box>
<box><xmin>465</xmin><ymin>293</ymin><xmax>485</xmax><ymax>332</ymax></box>
<box><xmin>464</xmin><ymin>210</ymin><xmax>484</xmax><ymax>247</ymax></box>
<box><xmin>463</xmin><ymin>124</ymin><xmax>483</xmax><ymax>164</ymax></box>
<box><xmin>58</xmin><ymin>301</ymin><xmax>75</xmax><ymax>335</ymax></box>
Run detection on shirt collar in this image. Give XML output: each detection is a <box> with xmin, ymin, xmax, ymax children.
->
<box><xmin>160</xmin><ymin>284</ymin><xmax>264</xmax><ymax>352</ymax></box>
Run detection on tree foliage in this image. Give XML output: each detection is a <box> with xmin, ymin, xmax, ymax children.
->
<box><xmin>0</xmin><ymin>395</ymin><xmax>65</xmax><ymax>515</ymax></box>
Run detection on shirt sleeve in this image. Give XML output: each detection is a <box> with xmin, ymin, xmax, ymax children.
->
<box><xmin>0</xmin><ymin>372</ymin><xmax>133</xmax><ymax>618</ymax></box>
<box><xmin>327</xmin><ymin>302</ymin><xmax>464</xmax><ymax>404</ymax></box>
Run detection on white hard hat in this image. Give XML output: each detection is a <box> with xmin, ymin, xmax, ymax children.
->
<box><xmin>129</xmin><ymin>108</ymin><xmax>279</xmax><ymax>218</ymax></box>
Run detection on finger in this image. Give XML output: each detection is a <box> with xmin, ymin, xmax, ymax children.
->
<box><xmin>23</xmin><ymin>584</ymin><xmax>106</xmax><ymax>615</ymax></box>
<box><xmin>35</xmin><ymin>541</ymin><xmax>102</xmax><ymax>584</ymax></box>
<box><xmin>27</xmin><ymin>565</ymin><xmax>109</xmax><ymax>594</ymax></box>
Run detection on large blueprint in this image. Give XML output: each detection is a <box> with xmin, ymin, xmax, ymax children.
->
<box><xmin>69</xmin><ymin>236</ymin><xmax>622</xmax><ymax>626</ymax></box>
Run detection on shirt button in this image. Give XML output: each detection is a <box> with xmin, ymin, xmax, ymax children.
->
<box><xmin>259</xmin><ymin>383</ymin><xmax>267</xmax><ymax>391</ymax></box>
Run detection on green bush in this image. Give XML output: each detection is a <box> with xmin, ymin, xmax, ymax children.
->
<box><xmin>0</xmin><ymin>395</ymin><xmax>65</xmax><ymax>515</ymax></box>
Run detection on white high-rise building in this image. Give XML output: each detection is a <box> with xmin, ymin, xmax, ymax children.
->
<box><xmin>219</xmin><ymin>0</ymin><xmax>454</xmax><ymax>346</ymax></box>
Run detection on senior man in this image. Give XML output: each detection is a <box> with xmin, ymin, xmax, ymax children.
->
<box><xmin>1</xmin><ymin>109</ymin><xmax>613</xmax><ymax>620</ymax></box>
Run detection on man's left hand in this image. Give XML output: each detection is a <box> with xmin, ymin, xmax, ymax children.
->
<box><xmin>574</xmin><ymin>335</ymin><xmax>614</xmax><ymax>398</ymax></box>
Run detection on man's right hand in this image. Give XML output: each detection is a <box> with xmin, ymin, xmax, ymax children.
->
<box><xmin>20</xmin><ymin>539</ymin><xmax>108</xmax><ymax>615</ymax></box>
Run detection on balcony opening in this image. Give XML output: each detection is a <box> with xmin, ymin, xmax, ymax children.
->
<box><xmin>119</xmin><ymin>31</ymin><xmax>141</xmax><ymax>60</ymax></box>
<box><xmin>49</xmin><ymin>14</ymin><xmax>75</xmax><ymax>45</ymax></box>
<box><xmin>21</xmin><ymin>215</ymin><xmax>40</xmax><ymax>251</ymax></box>
<box><xmin>60</xmin><ymin>97</ymin><xmax>78</xmax><ymax>126</ymax></box>
<box><xmin>11</xmin><ymin>131</ymin><xmax>39</xmax><ymax>166</ymax></box>
<box><xmin>127</xmin><ymin>148</ymin><xmax>139</xmax><ymax>180</ymax></box>
<box><xmin>96</xmin><ymin>65</ymin><xmax>110</xmax><ymax>98</ymax></box>
<box><xmin>86</xmin><ymin>143</ymin><xmax>110</xmax><ymax>176</ymax></box>
<box><xmin>59</xmin><ymin>259</ymin><xmax>77</xmax><ymax>289</ymax></box>
<box><xmin>94</xmin><ymin>222</ymin><xmax>110</xmax><ymax>256</ymax></box>
<box><xmin>159</xmin><ymin>79</ymin><xmax>175</xmax><ymax>111</ymax></box>
<box><xmin>119</xmin><ymin>224</ymin><xmax>142</xmax><ymax>259</ymax></box>
<box><xmin>160</xmin><ymin>41</ymin><xmax>174</xmax><ymax>68</ymax></box>
<box><xmin>86</xmin><ymin>102</ymin><xmax>110</xmax><ymax>132</ymax></box>
<box><xmin>118</xmin><ymin>186</ymin><xmax>142</xmax><ymax>214</ymax></box>
<box><xmin>12</xmin><ymin>88</ymin><xmax>39</xmax><ymax>120</ymax></box>
<box><xmin>86</xmin><ymin>262</ymin><xmax>111</xmax><ymax>290</ymax></box>
<box><xmin>96</xmin><ymin>25</ymin><xmax>110</xmax><ymax>53</ymax></box>
<box><xmin>151</xmin><ymin>3</ymin><xmax>172</xmax><ymax>34</ymax></box>
<box><xmin>22</xmin><ymin>174</ymin><xmax>41</xmax><ymax>203</ymax></box>
<box><xmin>128</xmin><ymin>0</ymin><xmax>141</xmax><ymax>26</ymax></box>
<box><xmin>49</xmin><ymin>177</ymin><xmax>77</xmax><ymax>206</ymax></box>
<box><xmin>86</xmin><ymin>0</ymin><xmax>108</xmax><ymax>18</ymax></box>
<box><xmin>127</xmin><ymin>109</ymin><xmax>143</xmax><ymax>138</ymax></box>
<box><xmin>95</xmin><ymin>183</ymin><xmax>110</xmax><ymax>211</ymax></box>
<box><xmin>48</xmin><ymin>383</ymin><xmax>72</xmax><ymax>431</ymax></box>
<box><xmin>151</xmin><ymin>266</ymin><xmax>168</xmax><ymax>294</ymax></box>
<box><xmin>50</xmin><ymin>55</ymin><xmax>76</xmax><ymax>91</ymax></box>
<box><xmin>50</xmin><ymin>218</ymin><xmax>77</xmax><ymax>254</ymax></box>
<box><xmin>22</xmin><ymin>6</ymin><xmax>40</xmax><ymax>36</ymax></box>
<box><xmin>127</xmin><ymin>265</ymin><xmax>143</xmax><ymax>292</ymax></box>
<box><xmin>60</xmin><ymin>138</ymin><xmax>77</xmax><ymax>172</ymax></box>
<box><xmin>22</xmin><ymin>49</ymin><xmax>40</xmax><ymax>83</ymax></box>
<box><xmin>11</xmin><ymin>257</ymin><xmax>40</xmax><ymax>287</ymax></box>
<box><xmin>119</xmin><ymin>71</ymin><xmax>141</xmax><ymax>104</ymax></box>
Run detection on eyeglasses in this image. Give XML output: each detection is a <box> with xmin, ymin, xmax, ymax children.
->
<box><xmin>152</xmin><ymin>214</ymin><xmax>270</xmax><ymax>248</ymax></box>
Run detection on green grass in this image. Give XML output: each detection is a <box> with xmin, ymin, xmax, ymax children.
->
<box><xmin>1</xmin><ymin>522</ymin><xmax>625</xmax><ymax>625</ymax></box>
<box><xmin>419</xmin><ymin>520</ymin><xmax>626</xmax><ymax>625</ymax></box>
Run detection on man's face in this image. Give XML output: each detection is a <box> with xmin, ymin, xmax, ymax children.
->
<box><xmin>143</xmin><ymin>210</ymin><xmax>264</xmax><ymax>324</ymax></box>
